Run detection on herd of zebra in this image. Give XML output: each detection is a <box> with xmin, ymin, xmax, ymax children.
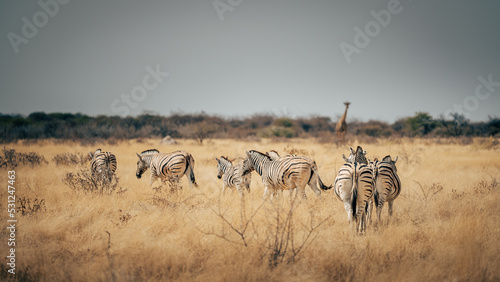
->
<box><xmin>89</xmin><ymin>145</ymin><xmax>401</xmax><ymax>234</ymax></box>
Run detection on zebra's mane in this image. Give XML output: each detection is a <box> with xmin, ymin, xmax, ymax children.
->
<box><xmin>140</xmin><ymin>149</ymin><xmax>160</xmax><ymax>156</ymax></box>
<box><xmin>219</xmin><ymin>156</ymin><xmax>232</xmax><ymax>164</ymax></box>
<box><xmin>249</xmin><ymin>150</ymin><xmax>273</xmax><ymax>160</ymax></box>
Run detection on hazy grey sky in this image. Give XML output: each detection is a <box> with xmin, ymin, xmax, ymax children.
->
<box><xmin>1</xmin><ymin>0</ymin><xmax>499</xmax><ymax>122</ymax></box>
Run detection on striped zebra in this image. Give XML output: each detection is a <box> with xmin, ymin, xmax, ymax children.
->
<box><xmin>215</xmin><ymin>156</ymin><xmax>251</xmax><ymax>195</ymax></box>
<box><xmin>243</xmin><ymin>150</ymin><xmax>332</xmax><ymax>199</ymax></box>
<box><xmin>135</xmin><ymin>149</ymin><xmax>198</xmax><ymax>189</ymax></box>
<box><xmin>334</xmin><ymin>146</ymin><xmax>374</xmax><ymax>234</ymax></box>
<box><xmin>89</xmin><ymin>149</ymin><xmax>117</xmax><ymax>182</ymax></box>
<box><xmin>342</xmin><ymin>146</ymin><xmax>368</xmax><ymax>164</ymax></box>
<box><xmin>369</xmin><ymin>155</ymin><xmax>401</xmax><ymax>226</ymax></box>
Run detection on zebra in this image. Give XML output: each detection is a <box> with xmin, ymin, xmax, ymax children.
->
<box><xmin>369</xmin><ymin>155</ymin><xmax>401</xmax><ymax>226</ymax></box>
<box><xmin>243</xmin><ymin>150</ymin><xmax>332</xmax><ymax>199</ymax></box>
<box><xmin>266</xmin><ymin>150</ymin><xmax>323</xmax><ymax>197</ymax></box>
<box><xmin>89</xmin><ymin>149</ymin><xmax>117</xmax><ymax>182</ymax></box>
<box><xmin>334</xmin><ymin>146</ymin><xmax>374</xmax><ymax>234</ymax></box>
<box><xmin>215</xmin><ymin>156</ymin><xmax>251</xmax><ymax>195</ymax></box>
<box><xmin>342</xmin><ymin>146</ymin><xmax>368</xmax><ymax>164</ymax></box>
<box><xmin>135</xmin><ymin>149</ymin><xmax>198</xmax><ymax>189</ymax></box>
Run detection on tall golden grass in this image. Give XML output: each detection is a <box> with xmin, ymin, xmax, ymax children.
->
<box><xmin>1</xmin><ymin>138</ymin><xmax>499</xmax><ymax>281</ymax></box>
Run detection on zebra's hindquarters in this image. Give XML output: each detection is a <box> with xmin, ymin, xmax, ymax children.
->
<box><xmin>90</xmin><ymin>151</ymin><xmax>117</xmax><ymax>183</ymax></box>
<box><xmin>354</xmin><ymin>164</ymin><xmax>374</xmax><ymax>234</ymax></box>
<box><xmin>373</xmin><ymin>161</ymin><xmax>401</xmax><ymax>223</ymax></box>
<box><xmin>151</xmin><ymin>150</ymin><xmax>198</xmax><ymax>189</ymax></box>
<box><xmin>334</xmin><ymin>163</ymin><xmax>356</xmax><ymax>224</ymax></box>
<box><xmin>334</xmin><ymin>162</ymin><xmax>374</xmax><ymax>234</ymax></box>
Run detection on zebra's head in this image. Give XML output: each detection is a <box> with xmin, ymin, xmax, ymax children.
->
<box><xmin>215</xmin><ymin>156</ymin><xmax>232</xmax><ymax>179</ymax></box>
<box><xmin>243</xmin><ymin>150</ymin><xmax>273</xmax><ymax>175</ymax></box>
<box><xmin>242</xmin><ymin>151</ymin><xmax>257</xmax><ymax>175</ymax></box>
<box><xmin>89</xmin><ymin>148</ymin><xmax>102</xmax><ymax>161</ymax></box>
<box><xmin>382</xmin><ymin>155</ymin><xmax>398</xmax><ymax>171</ymax></box>
<box><xmin>135</xmin><ymin>153</ymin><xmax>148</xmax><ymax>179</ymax></box>
<box><xmin>343</xmin><ymin>146</ymin><xmax>368</xmax><ymax>164</ymax></box>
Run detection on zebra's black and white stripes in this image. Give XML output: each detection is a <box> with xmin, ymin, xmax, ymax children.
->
<box><xmin>89</xmin><ymin>149</ymin><xmax>117</xmax><ymax>182</ymax></box>
<box><xmin>335</xmin><ymin>146</ymin><xmax>374</xmax><ymax>234</ymax></box>
<box><xmin>370</xmin><ymin>155</ymin><xmax>401</xmax><ymax>225</ymax></box>
<box><xmin>243</xmin><ymin>150</ymin><xmax>331</xmax><ymax>199</ymax></box>
<box><xmin>136</xmin><ymin>149</ymin><xmax>198</xmax><ymax>188</ymax></box>
<box><xmin>215</xmin><ymin>156</ymin><xmax>251</xmax><ymax>195</ymax></box>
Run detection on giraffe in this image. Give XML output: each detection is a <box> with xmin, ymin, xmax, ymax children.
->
<box><xmin>336</xmin><ymin>102</ymin><xmax>350</xmax><ymax>141</ymax></box>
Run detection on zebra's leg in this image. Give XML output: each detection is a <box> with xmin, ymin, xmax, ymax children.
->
<box><xmin>235</xmin><ymin>183</ymin><xmax>244</xmax><ymax>197</ymax></box>
<box><xmin>366</xmin><ymin>199</ymin><xmax>373</xmax><ymax>227</ymax></box>
<box><xmin>376</xmin><ymin>202</ymin><xmax>384</xmax><ymax>226</ymax></box>
<box><xmin>307</xmin><ymin>175</ymin><xmax>322</xmax><ymax>198</ymax></box>
<box><xmin>221</xmin><ymin>182</ymin><xmax>226</xmax><ymax>194</ymax></box>
<box><xmin>149</xmin><ymin>174</ymin><xmax>159</xmax><ymax>189</ymax></box>
<box><xmin>294</xmin><ymin>182</ymin><xmax>307</xmax><ymax>199</ymax></box>
<box><xmin>343</xmin><ymin>202</ymin><xmax>354</xmax><ymax>228</ymax></box>
<box><xmin>263</xmin><ymin>185</ymin><xmax>271</xmax><ymax>199</ymax></box>
<box><xmin>387</xmin><ymin>200</ymin><xmax>394</xmax><ymax>225</ymax></box>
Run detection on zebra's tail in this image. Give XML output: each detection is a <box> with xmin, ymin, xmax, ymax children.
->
<box><xmin>351</xmin><ymin>163</ymin><xmax>358</xmax><ymax>219</ymax></box>
<box><xmin>310</xmin><ymin>161</ymin><xmax>332</xmax><ymax>190</ymax></box>
<box><xmin>186</xmin><ymin>153</ymin><xmax>199</xmax><ymax>188</ymax></box>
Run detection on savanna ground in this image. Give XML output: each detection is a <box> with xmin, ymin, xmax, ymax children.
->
<box><xmin>1</xmin><ymin>138</ymin><xmax>499</xmax><ymax>281</ymax></box>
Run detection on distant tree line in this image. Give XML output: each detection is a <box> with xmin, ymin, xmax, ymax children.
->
<box><xmin>0</xmin><ymin>111</ymin><xmax>498</xmax><ymax>143</ymax></box>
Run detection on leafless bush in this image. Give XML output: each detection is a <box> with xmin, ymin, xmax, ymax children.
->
<box><xmin>63</xmin><ymin>166</ymin><xmax>123</xmax><ymax>195</ymax></box>
<box><xmin>473</xmin><ymin>177</ymin><xmax>498</xmax><ymax>195</ymax></box>
<box><xmin>52</xmin><ymin>152</ymin><xmax>91</xmax><ymax>166</ymax></box>
<box><xmin>397</xmin><ymin>142</ymin><xmax>422</xmax><ymax>166</ymax></box>
<box><xmin>0</xmin><ymin>147</ymin><xmax>48</xmax><ymax>168</ymax></box>
<box><xmin>412</xmin><ymin>181</ymin><xmax>444</xmax><ymax>206</ymax></box>
<box><xmin>198</xmin><ymin>195</ymin><xmax>328</xmax><ymax>268</ymax></box>
<box><xmin>264</xmin><ymin>196</ymin><xmax>329</xmax><ymax>268</ymax></box>
<box><xmin>17</xmin><ymin>195</ymin><xmax>46</xmax><ymax>216</ymax></box>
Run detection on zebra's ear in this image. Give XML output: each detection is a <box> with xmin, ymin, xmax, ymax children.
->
<box><xmin>342</xmin><ymin>154</ymin><xmax>349</xmax><ymax>162</ymax></box>
<box><xmin>215</xmin><ymin>157</ymin><xmax>219</xmax><ymax>162</ymax></box>
<box><xmin>136</xmin><ymin>153</ymin><xmax>142</xmax><ymax>161</ymax></box>
<box><xmin>89</xmin><ymin>152</ymin><xmax>94</xmax><ymax>159</ymax></box>
<box><xmin>393</xmin><ymin>156</ymin><xmax>398</xmax><ymax>163</ymax></box>
<box><xmin>245</xmin><ymin>151</ymin><xmax>250</xmax><ymax>156</ymax></box>
<box><xmin>349</xmin><ymin>147</ymin><xmax>355</xmax><ymax>154</ymax></box>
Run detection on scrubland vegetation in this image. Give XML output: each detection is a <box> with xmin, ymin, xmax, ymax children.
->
<box><xmin>1</xmin><ymin>112</ymin><xmax>499</xmax><ymax>143</ymax></box>
<box><xmin>0</xmin><ymin>137</ymin><xmax>499</xmax><ymax>281</ymax></box>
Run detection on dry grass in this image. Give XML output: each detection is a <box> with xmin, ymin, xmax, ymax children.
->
<box><xmin>1</xmin><ymin>138</ymin><xmax>499</xmax><ymax>281</ymax></box>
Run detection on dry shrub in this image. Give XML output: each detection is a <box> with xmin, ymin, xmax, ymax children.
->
<box><xmin>62</xmin><ymin>166</ymin><xmax>123</xmax><ymax>195</ymax></box>
<box><xmin>198</xmin><ymin>195</ymin><xmax>329</xmax><ymax>269</ymax></box>
<box><xmin>396</xmin><ymin>142</ymin><xmax>422</xmax><ymax>166</ymax></box>
<box><xmin>17</xmin><ymin>195</ymin><xmax>46</xmax><ymax>216</ymax></box>
<box><xmin>472</xmin><ymin>137</ymin><xmax>499</xmax><ymax>150</ymax></box>
<box><xmin>411</xmin><ymin>181</ymin><xmax>444</xmax><ymax>206</ymax></box>
<box><xmin>52</xmin><ymin>152</ymin><xmax>91</xmax><ymax>166</ymax></box>
<box><xmin>473</xmin><ymin>177</ymin><xmax>498</xmax><ymax>195</ymax></box>
<box><xmin>0</xmin><ymin>147</ymin><xmax>48</xmax><ymax>168</ymax></box>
